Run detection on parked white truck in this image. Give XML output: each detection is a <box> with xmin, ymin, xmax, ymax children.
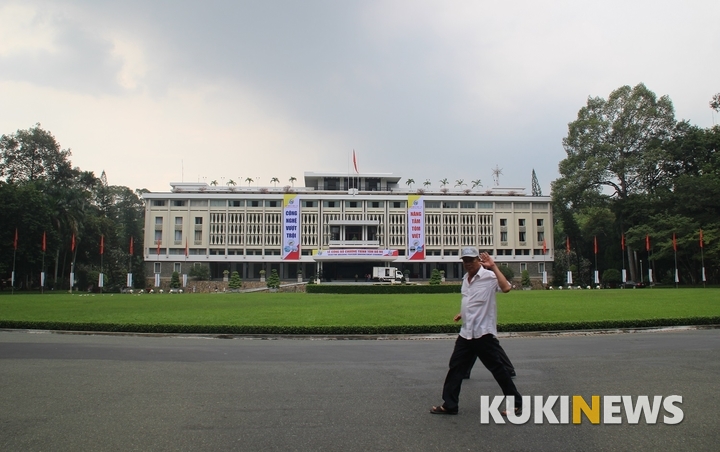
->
<box><xmin>372</xmin><ymin>267</ymin><xmax>404</xmax><ymax>282</ymax></box>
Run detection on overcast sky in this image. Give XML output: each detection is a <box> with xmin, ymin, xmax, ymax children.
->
<box><xmin>1</xmin><ymin>0</ymin><xmax>718</xmax><ymax>194</ymax></box>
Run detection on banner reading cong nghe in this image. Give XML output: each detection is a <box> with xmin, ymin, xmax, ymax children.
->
<box><xmin>282</xmin><ymin>194</ymin><xmax>301</xmax><ymax>260</ymax></box>
<box><xmin>407</xmin><ymin>195</ymin><xmax>425</xmax><ymax>260</ymax></box>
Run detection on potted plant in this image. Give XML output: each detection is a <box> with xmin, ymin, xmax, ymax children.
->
<box><xmin>440</xmin><ymin>270</ymin><xmax>445</xmax><ymax>282</ymax></box>
<box><xmin>259</xmin><ymin>269</ymin><xmax>266</xmax><ymax>282</ymax></box>
<box><xmin>223</xmin><ymin>269</ymin><xmax>229</xmax><ymax>282</ymax></box>
<box><xmin>297</xmin><ymin>269</ymin><xmax>303</xmax><ymax>283</ymax></box>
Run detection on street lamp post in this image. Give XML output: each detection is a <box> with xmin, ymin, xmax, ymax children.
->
<box><xmin>640</xmin><ymin>260</ymin><xmax>644</xmax><ymax>283</ymax></box>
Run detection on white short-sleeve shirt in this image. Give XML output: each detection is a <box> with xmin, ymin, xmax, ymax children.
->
<box><xmin>459</xmin><ymin>266</ymin><xmax>502</xmax><ymax>339</ymax></box>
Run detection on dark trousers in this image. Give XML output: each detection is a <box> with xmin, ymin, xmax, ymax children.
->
<box><xmin>442</xmin><ymin>335</ymin><xmax>522</xmax><ymax>411</ymax></box>
<box><xmin>464</xmin><ymin>343</ymin><xmax>514</xmax><ymax>377</ymax></box>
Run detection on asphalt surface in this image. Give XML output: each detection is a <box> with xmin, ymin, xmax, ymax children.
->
<box><xmin>1</xmin><ymin>328</ymin><xmax>718</xmax><ymax>452</ymax></box>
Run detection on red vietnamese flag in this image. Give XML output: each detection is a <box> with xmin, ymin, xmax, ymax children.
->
<box><xmin>71</xmin><ymin>234</ymin><xmax>76</xmax><ymax>252</ymax></box>
<box><xmin>699</xmin><ymin>229</ymin><xmax>704</xmax><ymax>249</ymax></box>
<box><xmin>185</xmin><ymin>237</ymin><xmax>189</xmax><ymax>257</ymax></box>
<box><xmin>645</xmin><ymin>235</ymin><xmax>650</xmax><ymax>252</ymax></box>
<box><xmin>594</xmin><ymin>236</ymin><xmax>598</xmax><ymax>255</ymax></box>
<box><xmin>672</xmin><ymin>232</ymin><xmax>677</xmax><ymax>252</ymax></box>
<box><xmin>129</xmin><ymin>236</ymin><xmax>134</xmax><ymax>255</ymax></box>
<box><xmin>566</xmin><ymin>236</ymin><xmax>570</xmax><ymax>253</ymax></box>
<box><xmin>542</xmin><ymin>239</ymin><xmax>547</xmax><ymax>255</ymax></box>
<box><xmin>42</xmin><ymin>231</ymin><xmax>46</xmax><ymax>252</ymax></box>
<box><xmin>14</xmin><ymin>228</ymin><xmax>18</xmax><ymax>250</ymax></box>
<box><xmin>156</xmin><ymin>239</ymin><xmax>161</xmax><ymax>255</ymax></box>
<box><xmin>621</xmin><ymin>233</ymin><xmax>625</xmax><ymax>251</ymax></box>
<box><xmin>100</xmin><ymin>235</ymin><xmax>104</xmax><ymax>255</ymax></box>
<box><xmin>352</xmin><ymin>149</ymin><xmax>359</xmax><ymax>174</ymax></box>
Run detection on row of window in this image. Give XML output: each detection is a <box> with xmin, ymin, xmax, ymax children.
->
<box><xmin>151</xmin><ymin>199</ymin><xmax>549</xmax><ymax>210</ymax></box>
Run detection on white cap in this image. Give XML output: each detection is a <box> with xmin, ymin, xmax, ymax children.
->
<box><xmin>460</xmin><ymin>247</ymin><xmax>479</xmax><ymax>258</ymax></box>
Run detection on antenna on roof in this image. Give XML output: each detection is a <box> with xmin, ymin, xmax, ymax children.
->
<box><xmin>492</xmin><ymin>165</ymin><xmax>503</xmax><ymax>186</ymax></box>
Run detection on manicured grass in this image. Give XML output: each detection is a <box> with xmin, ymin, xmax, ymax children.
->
<box><xmin>0</xmin><ymin>289</ymin><xmax>718</xmax><ymax>328</ymax></box>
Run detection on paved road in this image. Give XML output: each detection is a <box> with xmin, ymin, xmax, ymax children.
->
<box><xmin>1</xmin><ymin>328</ymin><xmax>718</xmax><ymax>451</ymax></box>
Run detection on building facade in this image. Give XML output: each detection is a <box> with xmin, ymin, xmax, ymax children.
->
<box><xmin>142</xmin><ymin>172</ymin><xmax>554</xmax><ymax>283</ymax></box>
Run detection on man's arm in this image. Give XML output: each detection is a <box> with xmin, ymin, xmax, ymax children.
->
<box><xmin>479</xmin><ymin>252</ymin><xmax>512</xmax><ymax>293</ymax></box>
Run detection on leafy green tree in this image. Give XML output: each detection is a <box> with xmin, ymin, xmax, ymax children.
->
<box><xmin>229</xmin><ymin>271</ymin><xmax>242</xmax><ymax>289</ymax></box>
<box><xmin>602</xmin><ymin>269</ymin><xmax>622</xmax><ymax>287</ymax></box>
<box><xmin>170</xmin><ymin>271</ymin><xmax>181</xmax><ymax>288</ymax></box>
<box><xmin>189</xmin><ymin>265</ymin><xmax>211</xmax><ymax>281</ymax></box>
<box><xmin>429</xmin><ymin>268</ymin><xmax>442</xmax><ymax>285</ymax></box>
<box><xmin>521</xmin><ymin>270</ymin><xmax>531</xmax><ymax>287</ymax></box>
<box><xmin>710</xmin><ymin>93</ymin><xmax>720</xmax><ymax>112</ymax></box>
<box><xmin>266</xmin><ymin>269</ymin><xmax>280</xmax><ymax>289</ymax></box>
<box><xmin>498</xmin><ymin>265</ymin><xmax>514</xmax><ymax>282</ymax></box>
<box><xmin>0</xmin><ymin>124</ymin><xmax>73</xmax><ymax>183</ymax></box>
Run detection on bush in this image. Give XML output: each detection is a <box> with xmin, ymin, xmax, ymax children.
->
<box><xmin>429</xmin><ymin>269</ymin><xmax>442</xmax><ymax>285</ymax></box>
<box><xmin>228</xmin><ymin>271</ymin><xmax>242</xmax><ymax>289</ymax></box>
<box><xmin>602</xmin><ymin>269</ymin><xmax>622</xmax><ymax>287</ymax></box>
<box><xmin>170</xmin><ymin>271</ymin><xmax>181</xmax><ymax>288</ymax></box>
<box><xmin>521</xmin><ymin>270</ymin><xmax>531</xmax><ymax>287</ymax></box>
<box><xmin>499</xmin><ymin>265</ymin><xmax>514</xmax><ymax>281</ymax></box>
<box><xmin>266</xmin><ymin>269</ymin><xmax>280</xmax><ymax>289</ymax></box>
<box><xmin>189</xmin><ymin>265</ymin><xmax>210</xmax><ymax>281</ymax></box>
<box><xmin>307</xmin><ymin>284</ymin><xmax>461</xmax><ymax>294</ymax></box>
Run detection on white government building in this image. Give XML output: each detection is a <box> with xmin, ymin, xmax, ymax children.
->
<box><xmin>142</xmin><ymin>172</ymin><xmax>554</xmax><ymax>283</ymax></box>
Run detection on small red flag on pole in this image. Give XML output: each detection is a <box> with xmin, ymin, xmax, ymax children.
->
<box><xmin>594</xmin><ymin>236</ymin><xmax>598</xmax><ymax>255</ymax></box>
<box><xmin>621</xmin><ymin>233</ymin><xmax>625</xmax><ymax>251</ymax></box>
<box><xmin>542</xmin><ymin>239</ymin><xmax>547</xmax><ymax>255</ymax></box>
<box><xmin>156</xmin><ymin>239</ymin><xmax>161</xmax><ymax>255</ymax></box>
<box><xmin>185</xmin><ymin>237</ymin><xmax>189</xmax><ymax>257</ymax></box>
<box><xmin>100</xmin><ymin>235</ymin><xmax>104</xmax><ymax>255</ymax></box>
<box><xmin>129</xmin><ymin>236</ymin><xmax>134</xmax><ymax>255</ymax></box>
<box><xmin>71</xmin><ymin>234</ymin><xmax>76</xmax><ymax>252</ymax></box>
<box><xmin>645</xmin><ymin>235</ymin><xmax>650</xmax><ymax>252</ymax></box>
<box><xmin>14</xmin><ymin>228</ymin><xmax>18</xmax><ymax>250</ymax></box>
<box><xmin>352</xmin><ymin>149</ymin><xmax>359</xmax><ymax>174</ymax></box>
<box><xmin>672</xmin><ymin>232</ymin><xmax>677</xmax><ymax>252</ymax></box>
<box><xmin>699</xmin><ymin>229</ymin><xmax>704</xmax><ymax>249</ymax></box>
<box><xmin>566</xmin><ymin>236</ymin><xmax>570</xmax><ymax>253</ymax></box>
<box><xmin>42</xmin><ymin>231</ymin><xmax>46</xmax><ymax>252</ymax></box>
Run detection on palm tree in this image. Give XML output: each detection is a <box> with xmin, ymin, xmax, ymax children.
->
<box><xmin>423</xmin><ymin>179</ymin><xmax>431</xmax><ymax>188</ymax></box>
<box><xmin>270</xmin><ymin>177</ymin><xmax>280</xmax><ymax>187</ymax></box>
<box><xmin>227</xmin><ymin>179</ymin><xmax>236</xmax><ymax>187</ymax></box>
<box><xmin>289</xmin><ymin>176</ymin><xmax>297</xmax><ymax>187</ymax></box>
<box><xmin>210</xmin><ymin>180</ymin><xmax>218</xmax><ymax>186</ymax></box>
<box><xmin>405</xmin><ymin>178</ymin><xmax>415</xmax><ymax>188</ymax></box>
<box><xmin>439</xmin><ymin>178</ymin><xmax>449</xmax><ymax>188</ymax></box>
<box><xmin>471</xmin><ymin>179</ymin><xmax>482</xmax><ymax>189</ymax></box>
<box><xmin>454</xmin><ymin>179</ymin><xmax>466</xmax><ymax>188</ymax></box>
<box><xmin>245</xmin><ymin>177</ymin><xmax>254</xmax><ymax>186</ymax></box>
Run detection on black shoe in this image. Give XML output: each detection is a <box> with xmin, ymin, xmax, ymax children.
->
<box><xmin>509</xmin><ymin>369</ymin><xmax>516</xmax><ymax>379</ymax></box>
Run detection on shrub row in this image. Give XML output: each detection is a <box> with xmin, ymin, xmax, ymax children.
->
<box><xmin>306</xmin><ymin>284</ymin><xmax>462</xmax><ymax>294</ymax></box>
<box><xmin>1</xmin><ymin>317</ymin><xmax>718</xmax><ymax>335</ymax></box>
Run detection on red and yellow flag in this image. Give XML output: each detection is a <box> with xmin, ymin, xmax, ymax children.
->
<box><xmin>672</xmin><ymin>233</ymin><xmax>677</xmax><ymax>252</ymax></box>
<box><xmin>699</xmin><ymin>229</ymin><xmax>704</xmax><ymax>249</ymax></box>
<box><xmin>42</xmin><ymin>231</ymin><xmax>46</xmax><ymax>252</ymax></box>
<box><xmin>156</xmin><ymin>239</ymin><xmax>161</xmax><ymax>255</ymax></box>
<box><xmin>645</xmin><ymin>235</ymin><xmax>650</xmax><ymax>252</ymax></box>
<box><xmin>542</xmin><ymin>239</ymin><xmax>547</xmax><ymax>255</ymax></box>
<box><xmin>594</xmin><ymin>236</ymin><xmax>598</xmax><ymax>255</ymax></box>
<box><xmin>129</xmin><ymin>236</ymin><xmax>134</xmax><ymax>256</ymax></box>
<box><xmin>100</xmin><ymin>235</ymin><xmax>104</xmax><ymax>255</ymax></box>
<box><xmin>566</xmin><ymin>236</ymin><xmax>570</xmax><ymax>253</ymax></box>
<box><xmin>71</xmin><ymin>234</ymin><xmax>76</xmax><ymax>252</ymax></box>
<box><xmin>13</xmin><ymin>228</ymin><xmax>18</xmax><ymax>250</ymax></box>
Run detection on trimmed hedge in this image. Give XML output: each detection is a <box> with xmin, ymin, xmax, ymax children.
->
<box><xmin>1</xmin><ymin>317</ymin><xmax>718</xmax><ymax>335</ymax></box>
<box><xmin>306</xmin><ymin>284</ymin><xmax>462</xmax><ymax>294</ymax></box>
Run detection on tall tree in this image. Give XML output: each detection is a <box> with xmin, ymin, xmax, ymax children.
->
<box><xmin>553</xmin><ymin>83</ymin><xmax>676</xmax><ymax>280</ymax></box>
<box><xmin>0</xmin><ymin>124</ymin><xmax>73</xmax><ymax>184</ymax></box>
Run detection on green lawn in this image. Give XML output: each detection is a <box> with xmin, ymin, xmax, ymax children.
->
<box><xmin>0</xmin><ymin>289</ymin><xmax>718</xmax><ymax>328</ymax></box>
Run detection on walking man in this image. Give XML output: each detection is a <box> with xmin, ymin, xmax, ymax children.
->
<box><xmin>431</xmin><ymin>247</ymin><xmax>522</xmax><ymax>415</ymax></box>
